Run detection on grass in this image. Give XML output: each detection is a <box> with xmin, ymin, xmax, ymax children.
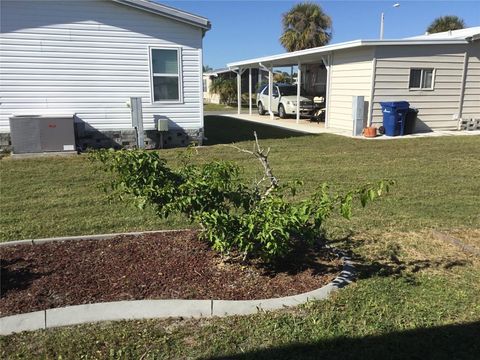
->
<box><xmin>1</xmin><ymin>117</ymin><xmax>478</xmax><ymax>241</ymax></box>
<box><xmin>1</xmin><ymin>116</ymin><xmax>479</xmax><ymax>358</ymax></box>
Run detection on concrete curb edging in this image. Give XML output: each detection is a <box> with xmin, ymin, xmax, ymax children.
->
<box><xmin>0</xmin><ymin>232</ymin><xmax>355</xmax><ymax>336</ymax></box>
<box><xmin>0</xmin><ymin>229</ymin><xmax>190</xmax><ymax>247</ymax></box>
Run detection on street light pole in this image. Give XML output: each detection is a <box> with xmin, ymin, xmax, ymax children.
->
<box><xmin>380</xmin><ymin>3</ymin><xmax>400</xmax><ymax>39</ymax></box>
<box><xmin>380</xmin><ymin>12</ymin><xmax>385</xmax><ymax>39</ymax></box>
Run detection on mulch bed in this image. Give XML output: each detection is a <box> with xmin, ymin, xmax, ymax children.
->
<box><xmin>0</xmin><ymin>230</ymin><xmax>341</xmax><ymax>317</ymax></box>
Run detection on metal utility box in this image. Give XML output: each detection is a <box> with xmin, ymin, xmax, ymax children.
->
<box><xmin>9</xmin><ymin>115</ymin><xmax>76</xmax><ymax>154</ymax></box>
<box><xmin>157</xmin><ymin>118</ymin><xmax>169</xmax><ymax>132</ymax></box>
<box><xmin>352</xmin><ymin>96</ymin><xmax>365</xmax><ymax>136</ymax></box>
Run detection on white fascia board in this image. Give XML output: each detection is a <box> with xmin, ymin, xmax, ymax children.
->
<box><xmin>111</xmin><ymin>0</ymin><xmax>211</xmax><ymax>30</ymax></box>
<box><xmin>227</xmin><ymin>38</ymin><xmax>469</xmax><ymax>68</ymax></box>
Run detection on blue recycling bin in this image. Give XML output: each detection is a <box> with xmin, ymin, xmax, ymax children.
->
<box><xmin>380</xmin><ymin>101</ymin><xmax>410</xmax><ymax>136</ymax></box>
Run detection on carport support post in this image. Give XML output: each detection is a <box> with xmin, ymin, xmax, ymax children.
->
<box><xmin>268</xmin><ymin>67</ymin><xmax>274</xmax><ymax>119</ymax></box>
<box><xmin>248</xmin><ymin>68</ymin><xmax>252</xmax><ymax>115</ymax></box>
<box><xmin>296</xmin><ymin>63</ymin><xmax>301</xmax><ymax>124</ymax></box>
<box><xmin>237</xmin><ymin>70</ymin><xmax>241</xmax><ymax>115</ymax></box>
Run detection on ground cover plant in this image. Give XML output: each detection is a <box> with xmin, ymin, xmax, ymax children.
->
<box><xmin>1</xmin><ymin>117</ymin><xmax>479</xmax><ymax>359</ymax></box>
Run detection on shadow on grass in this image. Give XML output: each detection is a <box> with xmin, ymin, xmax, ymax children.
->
<box><xmin>259</xmin><ymin>241</ymin><xmax>342</xmax><ymax>278</ymax></box>
<box><xmin>205</xmin><ymin>321</ymin><xmax>480</xmax><ymax>360</ymax></box>
<box><xmin>327</xmin><ymin>234</ymin><xmax>469</xmax><ymax>284</ymax></box>
<box><xmin>204</xmin><ymin>115</ymin><xmax>308</xmax><ymax>145</ymax></box>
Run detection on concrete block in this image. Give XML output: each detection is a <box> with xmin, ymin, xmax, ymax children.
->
<box><xmin>0</xmin><ymin>311</ymin><xmax>45</xmax><ymax>335</ymax></box>
<box><xmin>46</xmin><ymin>300</ymin><xmax>212</xmax><ymax>328</ymax></box>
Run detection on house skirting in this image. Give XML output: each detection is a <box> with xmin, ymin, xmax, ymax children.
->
<box><xmin>0</xmin><ymin>127</ymin><xmax>203</xmax><ymax>152</ymax></box>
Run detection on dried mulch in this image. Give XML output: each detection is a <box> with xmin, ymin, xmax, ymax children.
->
<box><xmin>0</xmin><ymin>230</ymin><xmax>341</xmax><ymax>316</ymax></box>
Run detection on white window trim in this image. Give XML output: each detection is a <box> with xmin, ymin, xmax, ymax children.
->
<box><xmin>409</xmin><ymin>68</ymin><xmax>435</xmax><ymax>91</ymax></box>
<box><xmin>148</xmin><ymin>46</ymin><xmax>183</xmax><ymax>104</ymax></box>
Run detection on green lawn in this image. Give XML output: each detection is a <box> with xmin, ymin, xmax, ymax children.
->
<box><xmin>1</xmin><ymin>117</ymin><xmax>479</xmax><ymax>358</ymax></box>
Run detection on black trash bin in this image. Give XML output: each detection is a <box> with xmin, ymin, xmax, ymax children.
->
<box><xmin>404</xmin><ymin>108</ymin><xmax>418</xmax><ymax>135</ymax></box>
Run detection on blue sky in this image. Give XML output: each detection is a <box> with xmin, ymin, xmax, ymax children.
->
<box><xmin>163</xmin><ymin>1</ymin><xmax>480</xmax><ymax>69</ymax></box>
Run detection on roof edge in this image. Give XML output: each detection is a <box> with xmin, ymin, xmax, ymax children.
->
<box><xmin>227</xmin><ymin>38</ymin><xmax>469</xmax><ymax>68</ymax></box>
<box><xmin>111</xmin><ymin>0</ymin><xmax>211</xmax><ymax>30</ymax></box>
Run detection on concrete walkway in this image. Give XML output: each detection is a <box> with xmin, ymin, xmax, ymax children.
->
<box><xmin>219</xmin><ymin>113</ymin><xmax>351</xmax><ymax>136</ymax></box>
<box><xmin>215</xmin><ymin>113</ymin><xmax>480</xmax><ymax>140</ymax></box>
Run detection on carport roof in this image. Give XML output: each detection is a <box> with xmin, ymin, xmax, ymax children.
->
<box><xmin>227</xmin><ymin>27</ymin><xmax>479</xmax><ymax>68</ymax></box>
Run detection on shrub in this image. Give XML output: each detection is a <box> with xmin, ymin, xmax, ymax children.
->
<box><xmin>210</xmin><ymin>78</ymin><xmax>236</xmax><ymax>105</ymax></box>
<box><xmin>91</xmin><ymin>137</ymin><xmax>393</xmax><ymax>262</ymax></box>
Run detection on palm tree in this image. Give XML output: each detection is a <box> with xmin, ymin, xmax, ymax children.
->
<box><xmin>427</xmin><ymin>16</ymin><xmax>465</xmax><ymax>34</ymax></box>
<box><xmin>210</xmin><ymin>78</ymin><xmax>236</xmax><ymax>105</ymax></box>
<box><xmin>280</xmin><ymin>2</ymin><xmax>332</xmax><ymax>52</ymax></box>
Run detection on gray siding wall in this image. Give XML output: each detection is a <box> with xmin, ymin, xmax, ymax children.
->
<box><xmin>372</xmin><ymin>44</ymin><xmax>479</xmax><ymax>131</ymax></box>
<box><xmin>0</xmin><ymin>0</ymin><xmax>204</xmax><ymax>133</ymax></box>
<box><xmin>327</xmin><ymin>47</ymin><xmax>374</xmax><ymax>131</ymax></box>
<box><xmin>462</xmin><ymin>43</ymin><xmax>480</xmax><ymax>118</ymax></box>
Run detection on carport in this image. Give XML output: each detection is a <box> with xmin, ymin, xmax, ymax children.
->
<box><xmin>227</xmin><ymin>48</ymin><xmax>333</xmax><ymax>125</ymax></box>
<box><xmin>227</xmin><ymin>29</ymin><xmax>479</xmax><ymax>135</ymax></box>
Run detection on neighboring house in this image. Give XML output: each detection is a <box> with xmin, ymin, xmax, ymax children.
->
<box><xmin>203</xmin><ymin>68</ymin><xmax>269</xmax><ymax>104</ymax></box>
<box><xmin>0</xmin><ymin>0</ymin><xmax>210</xmax><ymax>150</ymax></box>
<box><xmin>228</xmin><ymin>27</ymin><xmax>480</xmax><ymax>133</ymax></box>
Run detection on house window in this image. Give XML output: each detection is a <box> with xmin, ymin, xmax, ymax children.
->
<box><xmin>150</xmin><ymin>48</ymin><xmax>182</xmax><ymax>102</ymax></box>
<box><xmin>409</xmin><ymin>68</ymin><xmax>434</xmax><ymax>90</ymax></box>
<box><xmin>203</xmin><ymin>78</ymin><xmax>207</xmax><ymax>92</ymax></box>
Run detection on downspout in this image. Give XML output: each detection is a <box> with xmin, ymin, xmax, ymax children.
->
<box><xmin>457</xmin><ymin>51</ymin><xmax>469</xmax><ymax>119</ymax></box>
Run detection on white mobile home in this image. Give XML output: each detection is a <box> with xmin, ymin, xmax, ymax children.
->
<box><xmin>0</xmin><ymin>0</ymin><xmax>210</xmax><ymax>149</ymax></box>
<box><xmin>227</xmin><ymin>27</ymin><xmax>480</xmax><ymax>134</ymax></box>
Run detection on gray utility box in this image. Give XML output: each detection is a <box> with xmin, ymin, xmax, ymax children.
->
<box><xmin>9</xmin><ymin>115</ymin><xmax>76</xmax><ymax>154</ymax></box>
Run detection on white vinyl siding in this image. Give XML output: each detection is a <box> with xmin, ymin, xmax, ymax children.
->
<box><xmin>0</xmin><ymin>0</ymin><xmax>204</xmax><ymax>133</ymax></box>
<box><xmin>327</xmin><ymin>47</ymin><xmax>374</xmax><ymax>131</ymax></box>
<box><xmin>371</xmin><ymin>44</ymin><xmax>472</xmax><ymax>131</ymax></box>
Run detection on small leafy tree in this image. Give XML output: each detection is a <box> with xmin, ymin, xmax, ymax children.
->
<box><xmin>209</xmin><ymin>78</ymin><xmax>237</xmax><ymax>105</ymax></box>
<box><xmin>91</xmin><ymin>135</ymin><xmax>393</xmax><ymax>262</ymax></box>
<box><xmin>427</xmin><ymin>16</ymin><xmax>465</xmax><ymax>34</ymax></box>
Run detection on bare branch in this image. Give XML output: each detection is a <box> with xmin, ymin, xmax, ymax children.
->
<box><xmin>224</xmin><ymin>132</ymin><xmax>278</xmax><ymax>197</ymax></box>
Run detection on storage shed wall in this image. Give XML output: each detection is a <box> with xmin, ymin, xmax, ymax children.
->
<box><xmin>371</xmin><ymin>43</ymin><xmax>479</xmax><ymax>131</ymax></box>
<box><xmin>0</xmin><ymin>0</ymin><xmax>204</xmax><ymax>134</ymax></box>
<box><xmin>462</xmin><ymin>42</ymin><xmax>480</xmax><ymax>119</ymax></box>
<box><xmin>327</xmin><ymin>47</ymin><xmax>374</xmax><ymax>132</ymax></box>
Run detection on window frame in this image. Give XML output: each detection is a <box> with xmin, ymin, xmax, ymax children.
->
<box><xmin>148</xmin><ymin>46</ymin><xmax>183</xmax><ymax>104</ymax></box>
<box><xmin>408</xmin><ymin>68</ymin><xmax>435</xmax><ymax>91</ymax></box>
